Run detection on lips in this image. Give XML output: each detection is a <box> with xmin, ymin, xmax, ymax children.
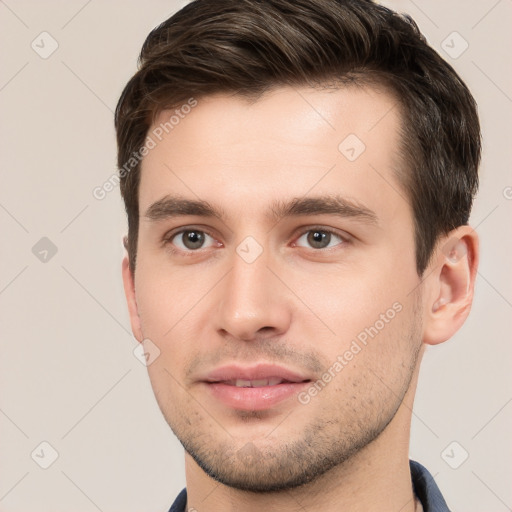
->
<box><xmin>201</xmin><ymin>364</ymin><xmax>312</xmax><ymax>411</ymax></box>
<box><xmin>203</xmin><ymin>364</ymin><xmax>311</xmax><ymax>385</ymax></box>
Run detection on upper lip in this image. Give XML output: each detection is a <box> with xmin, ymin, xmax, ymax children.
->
<box><xmin>202</xmin><ymin>364</ymin><xmax>312</xmax><ymax>384</ymax></box>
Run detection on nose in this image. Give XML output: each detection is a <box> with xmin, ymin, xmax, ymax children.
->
<box><xmin>214</xmin><ymin>248</ymin><xmax>292</xmax><ymax>342</ymax></box>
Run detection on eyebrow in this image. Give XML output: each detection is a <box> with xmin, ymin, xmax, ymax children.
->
<box><xmin>268</xmin><ymin>196</ymin><xmax>378</xmax><ymax>225</ymax></box>
<box><xmin>143</xmin><ymin>194</ymin><xmax>378</xmax><ymax>226</ymax></box>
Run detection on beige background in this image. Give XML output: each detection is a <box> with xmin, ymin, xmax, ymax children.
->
<box><xmin>1</xmin><ymin>1</ymin><xmax>511</xmax><ymax>511</ymax></box>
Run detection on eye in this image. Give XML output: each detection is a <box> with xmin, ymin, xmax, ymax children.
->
<box><xmin>295</xmin><ymin>228</ymin><xmax>345</xmax><ymax>250</ymax></box>
<box><xmin>168</xmin><ymin>229</ymin><xmax>216</xmax><ymax>251</ymax></box>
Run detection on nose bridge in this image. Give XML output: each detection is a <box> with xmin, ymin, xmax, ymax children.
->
<box><xmin>230</xmin><ymin>250</ymin><xmax>268</xmax><ymax>305</ymax></box>
<box><xmin>215</xmin><ymin>244</ymin><xmax>291</xmax><ymax>340</ymax></box>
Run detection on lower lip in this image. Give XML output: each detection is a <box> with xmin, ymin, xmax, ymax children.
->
<box><xmin>204</xmin><ymin>382</ymin><xmax>310</xmax><ymax>411</ymax></box>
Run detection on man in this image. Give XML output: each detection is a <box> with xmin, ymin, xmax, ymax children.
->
<box><xmin>116</xmin><ymin>0</ymin><xmax>480</xmax><ymax>510</ymax></box>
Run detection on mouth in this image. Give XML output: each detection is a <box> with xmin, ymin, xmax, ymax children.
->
<box><xmin>201</xmin><ymin>364</ymin><xmax>312</xmax><ymax>411</ymax></box>
<box><xmin>208</xmin><ymin>377</ymin><xmax>309</xmax><ymax>387</ymax></box>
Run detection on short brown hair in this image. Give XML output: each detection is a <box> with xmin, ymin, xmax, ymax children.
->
<box><xmin>115</xmin><ymin>0</ymin><xmax>481</xmax><ymax>275</ymax></box>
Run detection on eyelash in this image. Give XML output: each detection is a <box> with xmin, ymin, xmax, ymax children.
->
<box><xmin>162</xmin><ymin>226</ymin><xmax>350</xmax><ymax>256</ymax></box>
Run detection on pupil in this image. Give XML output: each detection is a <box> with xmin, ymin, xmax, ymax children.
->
<box><xmin>184</xmin><ymin>231</ymin><xmax>204</xmax><ymax>249</ymax></box>
<box><xmin>308</xmin><ymin>230</ymin><xmax>330</xmax><ymax>248</ymax></box>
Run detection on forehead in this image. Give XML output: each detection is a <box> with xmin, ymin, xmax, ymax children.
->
<box><xmin>138</xmin><ymin>85</ymin><xmax>406</xmax><ymax>224</ymax></box>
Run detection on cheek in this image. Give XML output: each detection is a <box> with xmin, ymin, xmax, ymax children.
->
<box><xmin>324</xmin><ymin>297</ymin><xmax>421</xmax><ymax>404</ymax></box>
<box><xmin>292</xmin><ymin>263</ymin><xmax>410</xmax><ymax>336</ymax></box>
<box><xmin>134</xmin><ymin>282</ymin><xmax>169</xmax><ymax>339</ymax></box>
<box><xmin>134</xmin><ymin>256</ymin><xmax>213</xmax><ymax>339</ymax></box>
<box><xmin>292</xmin><ymin>261</ymin><xmax>421</xmax><ymax>389</ymax></box>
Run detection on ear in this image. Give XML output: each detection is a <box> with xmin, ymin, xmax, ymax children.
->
<box><xmin>121</xmin><ymin>246</ymin><xmax>144</xmax><ymax>343</ymax></box>
<box><xmin>422</xmin><ymin>226</ymin><xmax>479</xmax><ymax>345</ymax></box>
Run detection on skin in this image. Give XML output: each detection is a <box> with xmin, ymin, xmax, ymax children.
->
<box><xmin>122</xmin><ymin>85</ymin><xmax>478</xmax><ymax>512</ymax></box>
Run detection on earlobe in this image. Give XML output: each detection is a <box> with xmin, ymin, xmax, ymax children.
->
<box><xmin>121</xmin><ymin>255</ymin><xmax>144</xmax><ymax>342</ymax></box>
<box><xmin>423</xmin><ymin>228</ymin><xmax>479</xmax><ymax>345</ymax></box>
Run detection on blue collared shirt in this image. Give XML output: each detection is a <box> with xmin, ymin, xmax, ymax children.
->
<box><xmin>168</xmin><ymin>459</ymin><xmax>450</xmax><ymax>511</ymax></box>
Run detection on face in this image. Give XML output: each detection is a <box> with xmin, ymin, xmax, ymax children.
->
<box><xmin>125</xmin><ymin>85</ymin><xmax>426</xmax><ymax>491</ymax></box>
